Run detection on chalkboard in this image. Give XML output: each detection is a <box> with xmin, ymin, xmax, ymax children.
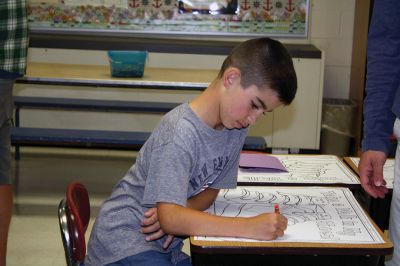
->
<box><xmin>28</xmin><ymin>0</ymin><xmax>309</xmax><ymax>37</ymax></box>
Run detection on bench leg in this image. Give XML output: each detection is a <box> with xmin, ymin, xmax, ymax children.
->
<box><xmin>15</xmin><ymin>145</ymin><xmax>20</xmax><ymax>160</ymax></box>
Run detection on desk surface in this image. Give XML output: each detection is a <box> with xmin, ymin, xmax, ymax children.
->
<box><xmin>18</xmin><ymin>62</ymin><xmax>218</xmax><ymax>90</ymax></box>
<box><xmin>237</xmin><ymin>154</ymin><xmax>361</xmax><ymax>189</ymax></box>
<box><xmin>190</xmin><ymin>186</ymin><xmax>392</xmax><ymax>256</ymax></box>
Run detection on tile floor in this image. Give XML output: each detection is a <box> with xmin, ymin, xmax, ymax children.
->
<box><xmin>6</xmin><ymin>148</ymin><xmax>191</xmax><ymax>266</ymax></box>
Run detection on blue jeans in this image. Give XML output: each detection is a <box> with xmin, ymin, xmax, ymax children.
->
<box><xmin>106</xmin><ymin>250</ymin><xmax>192</xmax><ymax>266</ymax></box>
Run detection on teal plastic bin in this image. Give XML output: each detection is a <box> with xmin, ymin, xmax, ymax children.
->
<box><xmin>107</xmin><ymin>51</ymin><xmax>148</xmax><ymax>78</ymax></box>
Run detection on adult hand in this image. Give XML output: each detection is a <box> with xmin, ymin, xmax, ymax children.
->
<box><xmin>359</xmin><ymin>150</ymin><xmax>389</xmax><ymax>199</ymax></box>
<box><xmin>141</xmin><ymin>207</ymin><xmax>174</xmax><ymax>249</ymax></box>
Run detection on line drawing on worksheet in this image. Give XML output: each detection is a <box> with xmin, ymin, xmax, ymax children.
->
<box><xmin>237</xmin><ymin>155</ymin><xmax>360</xmax><ymax>184</ymax></box>
<box><xmin>350</xmin><ymin>157</ymin><xmax>394</xmax><ymax>189</ymax></box>
<box><xmin>195</xmin><ymin>186</ymin><xmax>384</xmax><ymax>244</ymax></box>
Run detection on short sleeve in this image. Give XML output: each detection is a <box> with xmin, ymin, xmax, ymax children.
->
<box><xmin>210</xmin><ymin>150</ymin><xmax>240</xmax><ymax>190</ymax></box>
<box><xmin>141</xmin><ymin>140</ymin><xmax>193</xmax><ymax>208</ymax></box>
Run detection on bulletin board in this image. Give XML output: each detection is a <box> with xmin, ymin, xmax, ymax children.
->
<box><xmin>27</xmin><ymin>0</ymin><xmax>309</xmax><ymax>37</ymax></box>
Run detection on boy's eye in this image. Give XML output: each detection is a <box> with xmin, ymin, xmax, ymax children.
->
<box><xmin>251</xmin><ymin>101</ymin><xmax>259</xmax><ymax>110</ymax></box>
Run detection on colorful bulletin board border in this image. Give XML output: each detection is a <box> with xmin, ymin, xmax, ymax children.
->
<box><xmin>27</xmin><ymin>0</ymin><xmax>309</xmax><ymax>37</ymax></box>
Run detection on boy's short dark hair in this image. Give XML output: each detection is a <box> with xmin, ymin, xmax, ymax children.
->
<box><xmin>218</xmin><ymin>37</ymin><xmax>297</xmax><ymax>105</ymax></box>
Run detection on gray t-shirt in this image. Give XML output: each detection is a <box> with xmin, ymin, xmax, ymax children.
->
<box><xmin>85</xmin><ymin>103</ymin><xmax>248</xmax><ymax>266</ymax></box>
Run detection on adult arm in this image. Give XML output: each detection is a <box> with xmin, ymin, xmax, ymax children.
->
<box><xmin>359</xmin><ymin>0</ymin><xmax>400</xmax><ymax>197</ymax></box>
<box><xmin>362</xmin><ymin>0</ymin><xmax>400</xmax><ymax>153</ymax></box>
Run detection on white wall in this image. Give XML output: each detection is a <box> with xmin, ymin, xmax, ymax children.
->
<box><xmin>309</xmin><ymin>0</ymin><xmax>355</xmax><ymax>99</ymax></box>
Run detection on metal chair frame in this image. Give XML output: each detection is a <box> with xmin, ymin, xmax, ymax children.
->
<box><xmin>58</xmin><ymin>182</ymin><xmax>90</xmax><ymax>266</ymax></box>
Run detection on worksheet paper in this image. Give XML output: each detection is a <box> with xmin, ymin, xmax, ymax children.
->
<box><xmin>194</xmin><ymin>186</ymin><xmax>384</xmax><ymax>244</ymax></box>
<box><xmin>237</xmin><ymin>155</ymin><xmax>360</xmax><ymax>185</ymax></box>
<box><xmin>350</xmin><ymin>157</ymin><xmax>394</xmax><ymax>189</ymax></box>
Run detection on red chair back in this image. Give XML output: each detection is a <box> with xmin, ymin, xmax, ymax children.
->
<box><xmin>66</xmin><ymin>182</ymin><xmax>90</xmax><ymax>262</ymax></box>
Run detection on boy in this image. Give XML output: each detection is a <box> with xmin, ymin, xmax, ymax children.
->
<box><xmin>86</xmin><ymin>37</ymin><xmax>297</xmax><ymax>266</ymax></box>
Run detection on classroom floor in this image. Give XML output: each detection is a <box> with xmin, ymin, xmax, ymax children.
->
<box><xmin>6</xmin><ymin>148</ymin><xmax>191</xmax><ymax>266</ymax></box>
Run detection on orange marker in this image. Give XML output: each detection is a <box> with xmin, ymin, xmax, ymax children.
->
<box><xmin>274</xmin><ymin>203</ymin><xmax>280</xmax><ymax>214</ymax></box>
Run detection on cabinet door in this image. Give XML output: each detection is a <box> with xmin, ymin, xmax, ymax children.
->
<box><xmin>248</xmin><ymin>112</ymin><xmax>273</xmax><ymax>146</ymax></box>
<box><xmin>271</xmin><ymin>57</ymin><xmax>324</xmax><ymax>149</ymax></box>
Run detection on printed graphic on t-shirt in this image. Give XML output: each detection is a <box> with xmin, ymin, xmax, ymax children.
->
<box><xmin>190</xmin><ymin>156</ymin><xmax>230</xmax><ymax>194</ymax></box>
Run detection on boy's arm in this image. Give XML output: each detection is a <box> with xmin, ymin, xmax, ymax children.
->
<box><xmin>187</xmin><ymin>187</ymin><xmax>219</xmax><ymax>211</ymax></box>
<box><xmin>140</xmin><ymin>188</ymin><xmax>219</xmax><ymax>246</ymax></box>
<box><xmin>157</xmin><ymin>202</ymin><xmax>288</xmax><ymax>241</ymax></box>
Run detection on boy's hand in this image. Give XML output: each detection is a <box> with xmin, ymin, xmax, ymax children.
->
<box><xmin>141</xmin><ymin>207</ymin><xmax>174</xmax><ymax>249</ymax></box>
<box><xmin>247</xmin><ymin>213</ymin><xmax>288</xmax><ymax>240</ymax></box>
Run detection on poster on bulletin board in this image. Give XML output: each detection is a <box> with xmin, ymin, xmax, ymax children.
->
<box><xmin>27</xmin><ymin>0</ymin><xmax>309</xmax><ymax>37</ymax></box>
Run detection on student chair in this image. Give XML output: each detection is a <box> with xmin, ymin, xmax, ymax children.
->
<box><xmin>58</xmin><ymin>182</ymin><xmax>91</xmax><ymax>266</ymax></box>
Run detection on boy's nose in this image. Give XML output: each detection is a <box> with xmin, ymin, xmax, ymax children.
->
<box><xmin>247</xmin><ymin>116</ymin><xmax>256</xmax><ymax>126</ymax></box>
<box><xmin>247</xmin><ymin>111</ymin><xmax>263</xmax><ymax>125</ymax></box>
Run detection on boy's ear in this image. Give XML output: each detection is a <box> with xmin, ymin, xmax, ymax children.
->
<box><xmin>223</xmin><ymin>68</ymin><xmax>241</xmax><ymax>87</ymax></box>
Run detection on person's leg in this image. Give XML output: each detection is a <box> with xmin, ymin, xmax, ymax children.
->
<box><xmin>0</xmin><ymin>78</ymin><xmax>14</xmax><ymax>266</ymax></box>
<box><xmin>176</xmin><ymin>257</ymin><xmax>192</xmax><ymax>266</ymax></box>
<box><xmin>387</xmin><ymin>118</ymin><xmax>400</xmax><ymax>266</ymax></box>
<box><xmin>171</xmin><ymin>246</ymin><xmax>191</xmax><ymax>266</ymax></box>
<box><xmin>106</xmin><ymin>250</ymin><xmax>175</xmax><ymax>266</ymax></box>
<box><xmin>0</xmin><ymin>185</ymin><xmax>12</xmax><ymax>266</ymax></box>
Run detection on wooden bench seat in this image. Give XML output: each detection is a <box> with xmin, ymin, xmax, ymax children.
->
<box><xmin>11</xmin><ymin>96</ymin><xmax>267</xmax><ymax>159</ymax></box>
<box><xmin>11</xmin><ymin>128</ymin><xmax>149</xmax><ymax>149</ymax></box>
<box><xmin>13</xmin><ymin>96</ymin><xmax>179</xmax><ymax>113</ymax></box>
<box><xmin>11</xmin><ymin>127</ymin><xmax>266</xmax><ymax>154</ymax></box>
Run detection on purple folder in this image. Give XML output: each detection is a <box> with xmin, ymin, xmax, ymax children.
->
<box><xmin>239</xmin><ymin>153</ymin><xmax>287</xmax><ymax>172</ymax></box>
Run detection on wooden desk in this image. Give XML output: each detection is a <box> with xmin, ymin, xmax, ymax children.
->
<box><xmin>190</xmin><ymin>186</ymin><xmax>392</xmax><ymax>266</ymax></box>
<box><xmin>343</xmin><ymin>157</ymin><xmax>394</xmax><ymax>231</ymax></box>
<box><xmin>18</xmin><ymin>62</ymin><xmax>218</xmax><ymax>90</ymax></box>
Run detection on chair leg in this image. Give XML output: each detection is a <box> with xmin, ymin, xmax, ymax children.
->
<box><xmin>58</xmin><ymin>199</ymin><xmax>75</xmax><ymax>266</ymax></box>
